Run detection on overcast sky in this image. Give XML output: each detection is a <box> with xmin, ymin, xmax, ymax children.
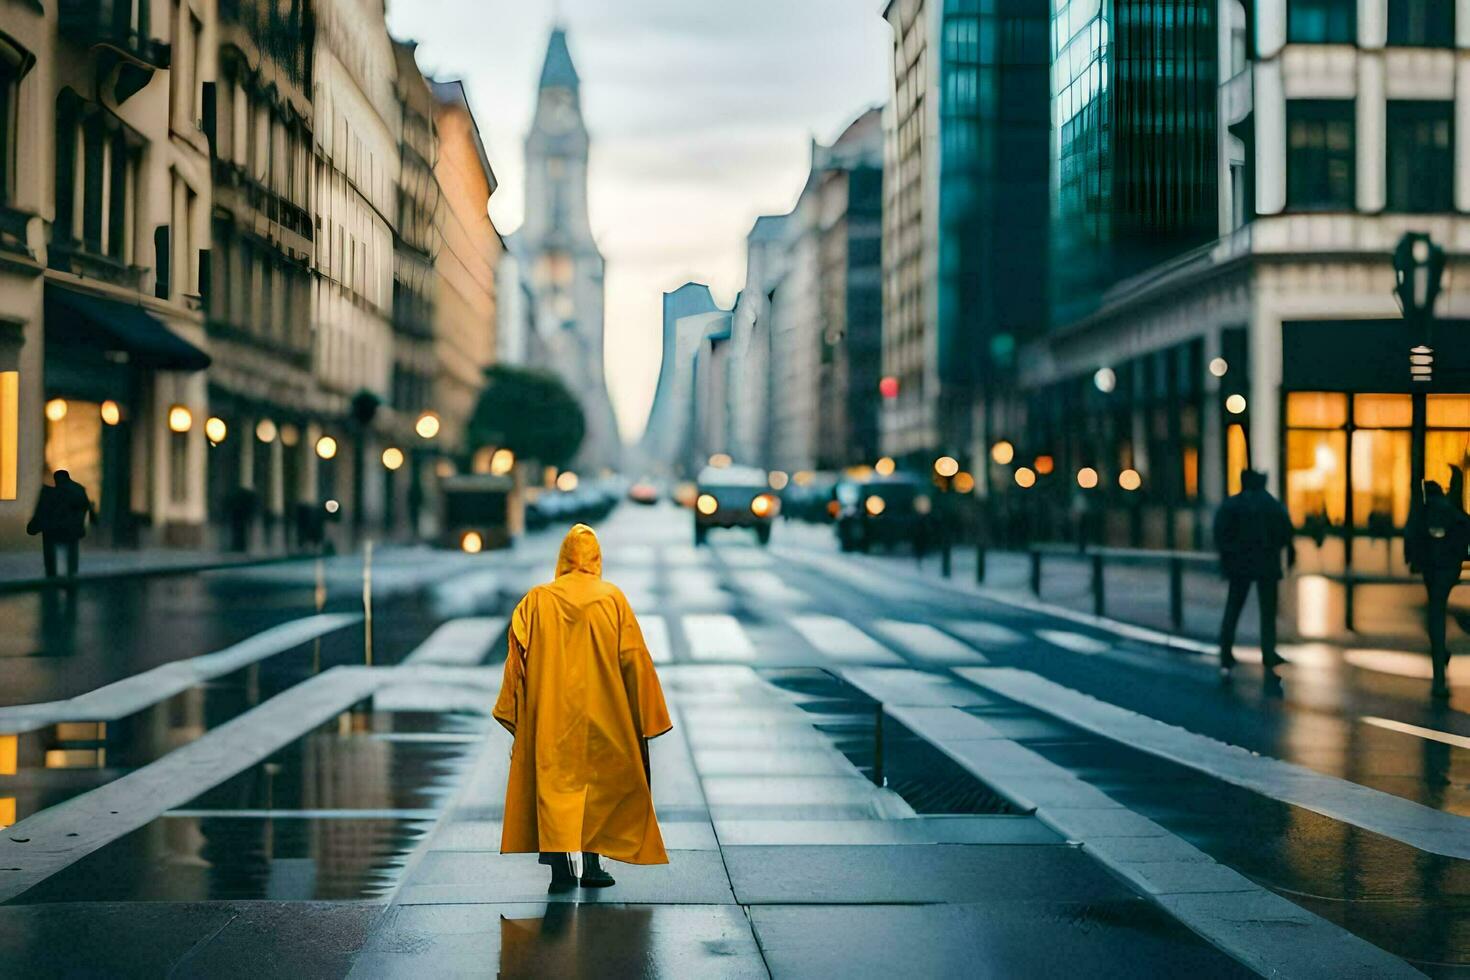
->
<box><xmin>385</xmin><ymin>0</ymin><xmax>890</xmax><ymax>441</ymax></box>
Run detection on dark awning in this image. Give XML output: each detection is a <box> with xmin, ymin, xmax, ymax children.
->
<box><xmin>45</xmin><ymin>283</ymin><xmax>210</xmax><ymax>372</ymax></box>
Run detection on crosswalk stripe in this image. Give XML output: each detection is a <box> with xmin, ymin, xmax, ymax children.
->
<box><xmin>945</xmin><ymin>620</ymin><xmax>1026</xmax><ymax>647</ymax></box>
<box><xmin>790</xmin><ymin>615</ymin><xmax>904</xmax><ymax>664</ymax></box>
<box><xmin>874</xmin><ymin>620</ymin><xmax>987</xmax><ymax>664</ymax></box>
<box><xmin>682</xmin><ymin>614</ymin><xmax>756</xmax><ymax>661</ymax></box>
<box><xmin>402</xmin><ymin>617</ymin><xmax>506</xmax><ymax>666</ymax></box>
<box><xmin>641</xmin><ymin>615</ymin><xmax>673</xmax><ymax>663</ymax></box>
<box><xmin>1036</xmin><ymin>629</ymin><xmax>1112</xmax><ymax>655</ymax></box>
<box><xmin>739</xmin><ymin>570</ymin><xmax>805</xmax><ymax>604</ymax></box>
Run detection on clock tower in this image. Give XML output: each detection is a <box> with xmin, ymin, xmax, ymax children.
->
<box><xmin>522</xmin><ymin>28</ymin><xmax>622</xmax><ymax>471</ymax></box>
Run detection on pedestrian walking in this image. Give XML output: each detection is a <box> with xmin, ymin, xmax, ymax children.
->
<box><xmin>494</xmin><ymin>523</ymin><xmax>672</xmax><ymax>892</ymax></box>
<box><xmin>1404</xmin><ymin>476</ymin><xmax>1469</xmax><ymax>700</ymax></box>
<box><xmin>1213</xmin><ymin>470</ymin><xmax>1295</xmax><ymax>674</ymax></box>
<box><xmin>25</xmin><ymin>469</ymin><xmax>94</xmax><ymax>578</ymax></box>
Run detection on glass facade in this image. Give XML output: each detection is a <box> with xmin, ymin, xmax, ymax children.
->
<box><xmin>1387</xmin><ymin>0</ymin><xmax>1454</xmax><ymax>45</ymax></box>
<box><xmin>1286</xmin><ymin>100</ymin><xmax>1355</xmax><ymax>210</ymax></box>
<box><xmin>1386</xmin><ymin>101</ymin><xmax>1453</xmax><ymax>213</ymax></box>
<box><xmin>937</xmin><ymin>0</ymin><xmax>1050</xmax><ymax>389</ymax></box>
<box><xmin>1050</xmin><ymin>0</ymin><xmax>1217</xmax><ymax>326</ymax></box>
<box><xmin>1287</xmin><ymin>0</ymin><xmax>1357</xmax><ymax>43</ymax></box>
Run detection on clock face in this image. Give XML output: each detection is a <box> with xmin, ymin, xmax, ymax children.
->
<box><xmin>544</xmin><ymin>91</ymin><xmax>577</xmax><ymax>133</ymax></box>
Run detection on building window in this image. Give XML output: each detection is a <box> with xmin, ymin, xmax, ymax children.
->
<box><xmin>0</xmin><ymin>33</ymin><xmax>35</xmax><ymax>207</ymax></box>
<box><xmin>1387</xmin><ymin>0</ymin><xmax>1454</xmax><ymax>45</ymax></box>
<box><xmin>0</xmin><ymin>371</ymin><xmax>16</xmax><ymax>500</ymax></box>
<box><xmin>1386</xmin><ymin>101</ymin><xmax>1452</xmax><ymax>212</ymax></box>
<box><xmin>1287</xmin><ymin>101</ymin><xmax>1355</xmax><ymax>210</ymax></box>
<box><xmin>1288</xmin><ymin>0</ymin><xmax>1356</xmax><ymax>42</ymax></box>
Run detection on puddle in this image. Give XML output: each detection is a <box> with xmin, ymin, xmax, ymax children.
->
<box><xmin>964</xmin><ymin>703</ymin><xmax>1470</xmax><ymax>976</ymax></box>
<box><xmin>761</xmin><ymin>669</ymin><xmax>1018</xmax><ymax>815</ymax></box>
<box><xmin>9</xmin><ymin>710</ymin><xmax>485</xmax><ymax>903</ymax></box>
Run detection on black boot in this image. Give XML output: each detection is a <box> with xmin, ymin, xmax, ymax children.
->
<box><xmin>580</xmin><ymin>852</ymin><xmax>615</xmax><ymax>888</ymax></box>
<box><xmin>546</xmin><ymin>852</ymin><xmax>577</xmax><ymax>893</ymax></box>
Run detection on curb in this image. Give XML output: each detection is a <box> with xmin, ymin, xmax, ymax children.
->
<box><xmin>0</xmin><ymin>552</ymin><xmax>318</xmax><ymax>595</ymax></box>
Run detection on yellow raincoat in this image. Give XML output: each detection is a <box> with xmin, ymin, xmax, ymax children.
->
<box><xmin>494</xmin><ymin>524</ymin><xmax>672</xmax><ymax>865</ymax></box>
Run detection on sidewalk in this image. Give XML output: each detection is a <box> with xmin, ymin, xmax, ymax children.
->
<box><xmin>775</xmin><ymin>521</ymin><xmax>1450</xmax><ymax>655</ymax></box>
<box><xmin>0</xmin><ymin>545</ymin><xmax>307</xmax><ymax>591</ymax></box>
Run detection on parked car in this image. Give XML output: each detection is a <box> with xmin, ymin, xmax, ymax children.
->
<box><xmin>694</xmin><ymin>465</ymin><xmax>779</xmax><ymax>545</ymax></box>
<box><xmin>781</xmin><ymin>473</ymin><xmax>839</xmax><ymax>523</ymax></box>
<box><xmin>833</xmin><ymin>472</ymin><xmax>933</xmax><ymax>553</ymax></box>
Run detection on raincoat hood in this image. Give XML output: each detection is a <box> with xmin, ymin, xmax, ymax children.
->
<box><xmin>555</xmin><ymin>523</ymin><xmax>602</xmax><ymax>578</ymax></box>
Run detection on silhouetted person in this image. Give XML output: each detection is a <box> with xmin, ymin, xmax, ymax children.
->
<box><xmin>26</xmin><ymin>470</ymin><xmax>94</xmax><ymax>578</ymax></box>
<box><xmin>1404</xmin><ymin>479</ymin><xmax>1469</xmax><ymax>700</ymax></box>
<box><xmin>1214</xmin><ymin>470</ymin><xmax>1295</xmax><ymax>674</ymax></box>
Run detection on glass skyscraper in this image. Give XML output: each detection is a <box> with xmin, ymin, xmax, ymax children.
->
<box><xmin>1050</xmin><ymin>0</ymin><xmax>1218</xmax><ymax>326</ymax></box>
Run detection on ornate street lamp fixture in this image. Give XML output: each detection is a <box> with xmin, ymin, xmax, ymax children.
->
<box><xmin>1393</xmin><ymin>232</ymin><xmax>1447</xmax><ymax>501</ymax></box>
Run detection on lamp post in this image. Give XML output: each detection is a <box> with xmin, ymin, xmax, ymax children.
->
<box><xmin>933</xmin><ymin>455</ymin><xmax>960</xmax><ymax>577</ymax></box>
<box><xmin>1393</xmin><ymin>233</ymin><xmax>1447</xmax><ymax>506</ymax></box>
<box><xmin>409</xmin><ymin>411</ymin><xmax>439</xmax><ymax>539</ymax></box>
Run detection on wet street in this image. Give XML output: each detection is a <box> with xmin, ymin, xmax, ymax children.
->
<box><xmin>0</xmin><ymin>502</ymin><xmax>1466</xmax><ymax>977</ymax></box>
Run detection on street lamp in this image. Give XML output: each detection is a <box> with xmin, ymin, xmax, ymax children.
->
<box><xmin>415</xmin><ymin>411</ymin><xmax>440</xmax><ymax>441</ymax></box>
<box><xmin>168</xmin><ymin>405</ymin><xmax>193</xmax><ymax>433</ymax></box>
<box><xmin>1393</xmin><ymin>232</ymin><xmax>1447</xmax><ymax>506</ymax></box>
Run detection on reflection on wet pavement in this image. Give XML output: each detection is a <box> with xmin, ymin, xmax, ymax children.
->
<box><xmin>966</xmin><ymin>700</ymin><xmax>1470</xmax><ymax>976</ymax></box>
<box><xmin>9</xmin><ymin>711</ymin><xmax>485</xmax><ymax>903</ymax></box>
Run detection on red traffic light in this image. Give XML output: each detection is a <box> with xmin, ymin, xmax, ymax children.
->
<box><xmin>879</xmin><ymin>376</ymin><xmax>900</xmax><ymax>399</ymax></box>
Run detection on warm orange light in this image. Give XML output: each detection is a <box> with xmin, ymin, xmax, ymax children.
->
<box><xmin>751</xmin><ymin>494</ymin><xmax>778</xmax><ymax>517</ymax></box>
<box><xmin>1119</xmin><ymin>469</ymin><xmax>1143</xmax><ymax>491</ymax></box>
<box><xmin>953</xmin><ymin>471</ymin><xmax>976</xmax><ymax>493</ymax></box>
<box><xmin>256</xmin><ymin>418</ymin><xmax>277</xmax><ymax>443</ymax></box>
<box><xmin>1014</xmin><ymin>467</ymin><xmax>1037</xmax><ymax>489</ymax></box>
<box><xmin>1077</xmin><ymin>467</ymin><xmax>1100</xmax><ymax>489</ymax></box>
<box><xmin>279</xmin><ymin>423</ymin><xmax>300</xmax><ymax>447</ymax></box>
<box><xmin>934</xmin><ymin>456</ymin><xmax>960</xmax><ymax>478</ymax></box>
<box><xmin>99</xmin><ymin>400</ymin><xmax>121</xmax><ymax>426</ymax></box>
<box><xmin>461</xmin><ymin>531</ymin><xmax>484</xmax><ymax>554</ymax></box>
<box><xmin>415</xmin><ymin>412</ymin><xmax>441</xmax><ymax>440</ymax></box>
<box><xmin>793</xmin><ymin>471</ymin><xmax>815</xmax><ymax>487</ymax></box>
<box><xmin>167</xmin><ymin>405</ymin><xmax>193</xmax><ymax>433</ymax></box>
<box><xmin>875</xmin><ymin>457</ymin><xmax>896</xmax><ymax>477</ymax></box>
<box><xmin>381</xmin><ymin>447</ymin><xmax>405</xmax><ymax>471</ymax></box>
<box><xmin>490</xmin><ymin>448</ymin><xmax>515</xmax><ymax>476</ymax></box>
<box><xmin>768</xmin><ymin>470</ymin><xmax>790</xmax><ymax>490</ymax></box>
<box><xmin>0</xmin><ymin>734</ymin><xmax>16</xmax><ymax>775</ymax></box>
<box><xmin>708</xmin><ymin>453</ymin><xmax>732</xmax><ymax>468</ymax></box>
<box><xmin>44</xmin><ymin>398</ymin><xmax>67</xmax><ymax>422</ymax></box>
<box><xmin>556</xmin><ymin>470</ymin><xmax>580</xmax><ymax>492</ymax></box>
<box><xmin>324</xmin><ymin>499</ymin><xmax>341</xmax><ymax>514</ymax></box>
<box><xmin>0</xmin><ymin>797</ymin><xmax>13</xmax><ymax>828</ymax></box>
<box><xmin>1226</xmin><ymin>394</ymin><xmax>1247</xmax><ymax>415</ymax></box>
<box><xmin>697</xmin><ymin>493</ymin><xmax>718</xmax><ymax>515</ymax></box>
<box><xmin>991</xmin><ymin>441</ymin><xmax>1015</xmax><ymax>465</ymax></box>
<box><xmin>1034</xmin><ymin>455</ymin><xmax>1055</xmax><ymax>475</ymax></box>
<box><xmin>864</xmin><ymin>495</ymin><xmax>886</xmax><ymax>516</ymax></box>
<box><xmin>204</xmin><ymin>417</ymin><xmax>228</xmax><ymax>444</ymax></box>
<box><xmin>315</xmin><ymin>435</ymin><xmax>338</xmax><ymax>460</ymax></box>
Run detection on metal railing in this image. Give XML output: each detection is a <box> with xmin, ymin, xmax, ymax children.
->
<box><xmin>1027</xmin><ymin>544</ymin><xmax>1218</xmax><ymax>632</ymax></box>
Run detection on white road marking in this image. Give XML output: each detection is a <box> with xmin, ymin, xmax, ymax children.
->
<box><xmin>402</xmin><ymin>617</ymin><xmax>506</xmax><ymax>666</ymax></box>
<box><xmin>790</xmin><ymin>615</ymin><xmax>904</xmax><ymax>665</ymax></box>
<box><xmin>944</xmin><ymin>620</ymin><xmax>1026</xmax><ymax>647</ymax></box>
<box><xmin>874</xmin><ymin>620</ymin><xmax>987</xmax><ymax>664</ymax></box>
<box><xmin>957</xmin><ymin>666</ymin><xmax>1470</xmax><ymax>861</ymax></box>
<box><xmin>1345</xmin><ymin>648</ymin><xmax>1470</xmax><ymax>683</ymax></box>
<box><xmin>717</xmin><ymin>548</ymin><xmax>775</xmax><ymax>568</ymax></box>
<box><xmin>641</xmin><ymin>615</ymin><xmax>673</xmax><ymax>663</ymax></box>
<box><xmin>1362</xmin><ymin>716</ymin><xmax>1470</xmax><ymax>751</ymax></box>
<box><xmin>739</xmin><ymin>570</ymin><xmax>805</xmax><ymax>604</ymax></box>
<box><xmin>662</xmin><ymin>544</ymin><xmax>707</xmax><ymax>566</ymax></box>
<box><xmin>682</xmin><ymin>614</ymin><xmax>757</xmax><ymax>661</ymax></box>
<box><xmin>1036</xmin><ymin>629</ymin><xmax>1112</xmax><ymax>655</ymax></box>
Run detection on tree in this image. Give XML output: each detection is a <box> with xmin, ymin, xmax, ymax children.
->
<box><xmin>468</xmin><ymin>365</ymin><xmax>586</xmax><ymax>469</ymax></box>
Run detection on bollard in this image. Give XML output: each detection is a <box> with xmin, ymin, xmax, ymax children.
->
<box><xmin>941</xmin><ymin>539</ymin><xmax>952</xmax><ymax>578</ymax></box>
<box><xmin>1169</xmin><ymin>556</ymin><xmax>1184</xmax><ymax>632</ymax></box>
<box><xmin>312</xmin><ymin>557</ymin><xmax>326</xmax><ymax>674</ymax></box>
<box><xmin>362</xmin><ymin>540</ymin><xmax>374</xmax><ymax>667</ymax></box>
<box><xmin>1030</xmin><ymin>550</ymin><xmax>1042</xmax><ymax>595</ymax></box>
<box><xmin>975</xmin><ymin>543</ymin><xmax>987</xmax><ymax>583</ymax></box>
<box><xmin>1091</xmin><ymin>552</ymin><xmax>1105</xmax><ymax>617</ymax></box>
<box><xmin>872</xmin><ymin>702</ymin><xmax>885</xmax><ymax>788</ymax></box>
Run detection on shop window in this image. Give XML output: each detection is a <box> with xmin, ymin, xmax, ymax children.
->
<box><xmin>1428</xmin><ymin>395</ymin><xmax>1470</xmax><ymax>428</ymax></box>
<box><xmin>1286</xmin><ymin>429</ymin><xmax>1347</xmax><ymax>526</ymax></box>
<box><xmin>1286</xmin><ymin>391</ymin><xmax>1348</xmax><ymax>428</ymax></box>
<box><xmin>0</xmin><ymin>371</ymin><xmax>15</xmax><ymax>500</ymax></box>
<box><xmin>44</xmin><ymin>399</ymin><xmax>103</xmax><ymax>493</ymax></box>
<box><xmin>1288</xmin><ymin>0</ymin><xmax>1357</xmax><ymax>42</ymax></box>
<box><xmin>1351</xmin><ymin>429</ymin><xmax>1411</xmax><ymax>527</ymax></box>
<box><xmin>1353</xmin><ymin>393</ymin><xmax>1411</xmax><ymax>428</ymax></box>
<box><xmin>1387</xmin><ymin>0</ymin><xmax>1454</xmax><ymax>45</ymax></box>
<box><xmin>1425</xmin><ymin>430</ymin><xmax>1470</xmax><ymax>501</ymax></box>
<box><xmin>1226</xmin><ymin>424</ymin><xmax>1249</xmax><ymax>495</ymax></box>
<box><xmin>1287</xmin><ymin>102</ymin><xmax>1355</xmax><ymax>210</ymax></box>
<box><xmin>1387</xmin><ymin>102</ymin><xmax>1452</xmax><ymax>213</ymax></box>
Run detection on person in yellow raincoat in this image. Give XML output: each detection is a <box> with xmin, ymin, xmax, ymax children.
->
<box><xmin>494</xmin><ymin>523</ymin><xmax>672</xmax><ymax>891</ymax></box>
